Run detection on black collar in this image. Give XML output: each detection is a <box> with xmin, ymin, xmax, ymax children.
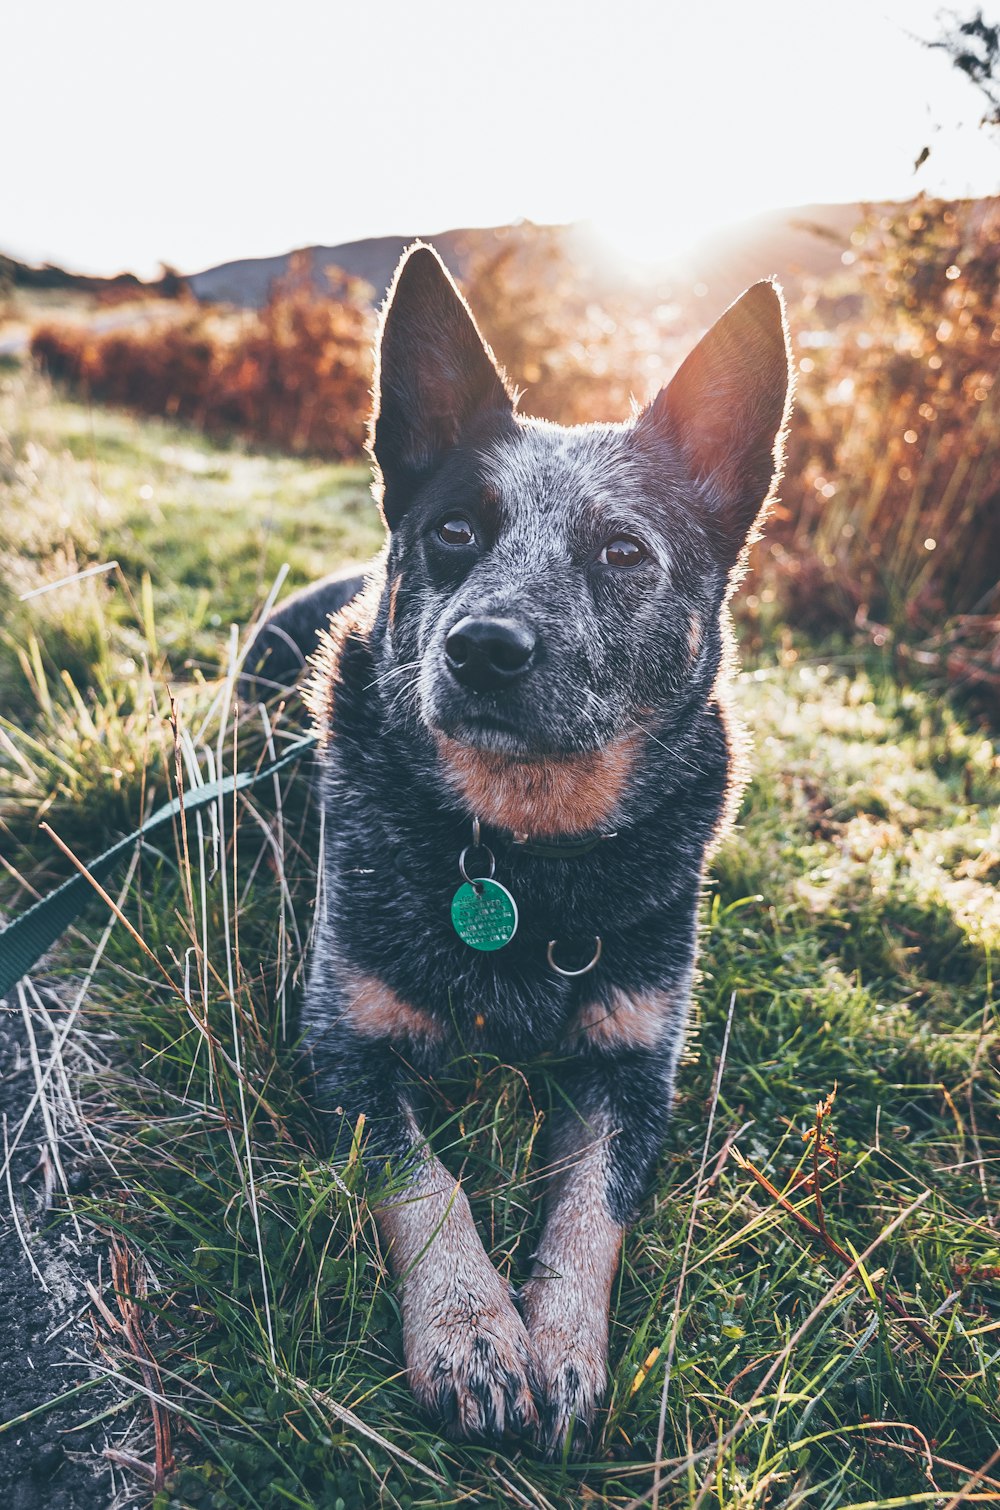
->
<box><xmin>503</xmin><ymin>830</ymin><xmax>616</xmax><ymax>860</ymax></box>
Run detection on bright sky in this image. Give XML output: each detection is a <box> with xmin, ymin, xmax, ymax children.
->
<box><xmin>4</xmin><ymin>0</ymin><xmax>998</xmax><ymax>277</ymax></box>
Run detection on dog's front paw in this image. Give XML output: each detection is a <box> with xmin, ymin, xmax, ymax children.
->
<box><xmin>529</xmin><ymin>1327</ymin><xmax>607</xmax><ymax>1458</ymax></box>
<box><xmin>404</xmin><ymin>1279</ymin><xmax>538</xmax><ymax>1443</ymax></box>
<box><xmin>521</xmin><ymin>1281</ymin><xmax>608</xmax><ymax>1458</ymax></box>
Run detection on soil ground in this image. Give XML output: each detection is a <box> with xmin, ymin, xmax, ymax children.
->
<box><xmin>0</xmin><ymin>1006</ymin><xmax>115</xmax><ymax>1509</ymax></box>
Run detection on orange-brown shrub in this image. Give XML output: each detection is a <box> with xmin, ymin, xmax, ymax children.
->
<box><xmin>457</xmin><ymin>226</ymin><xmax>631</xmax><ymax>423</ymax></box>
<box><xmin>31</xmin><ymin>259</ymin><xmax>374</xmax><ymax>460</ymax></box>
<box><xmin>775</xmin><ymin>197</ymin><xmax>1000</xmax><ymax>638</ymax></box>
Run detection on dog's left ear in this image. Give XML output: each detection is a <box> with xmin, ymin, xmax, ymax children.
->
<box><xmin>638</xmin><ymin>280</ymin><xmax>793</xmax><ymax>566</ymax></box>
<box><xmin>371</xmin><ymin>243</ymin><xmax>514</xmax><ymax>527</ymax></box>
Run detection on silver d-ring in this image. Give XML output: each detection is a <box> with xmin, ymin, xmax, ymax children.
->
<box><xmin>459</xmin><ymin>843</ymin><xmax>496</xmax><ymax>886</ymax></box>
<box><xmin>547</xmin><ymin>935</ymin><xmax>603</xmax><ymax>978</ymax></box>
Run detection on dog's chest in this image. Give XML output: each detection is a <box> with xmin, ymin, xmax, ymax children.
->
<box><xmin>316</xmin><ymin>653</ymin><xmax>723</xmax><ymax>1060</ymax></box>
<box><xmin>328</xmin><ymin>834</ymin><xmax>585</xmax><ymax>1054</ymax></box>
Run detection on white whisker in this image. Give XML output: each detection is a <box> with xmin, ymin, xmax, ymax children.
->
<box><xmin>364</xmin><ymin>659</ymin><xmax>422</xmax><ymax>692</ymax></box>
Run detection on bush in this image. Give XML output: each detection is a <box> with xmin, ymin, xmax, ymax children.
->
<box><xmin>779</xmin><ymin>196</ymin><xmax>999</xmax><ymax>634</ymax></box>
<box><xmin>31</xmin><ymin>256</ymin><xmax>373</xmax><ymax>460</ymax></box>
<box><xmin>458</xmin><ymin>226</ymin><xmax>629</xmax><ymax>423</ymax></box>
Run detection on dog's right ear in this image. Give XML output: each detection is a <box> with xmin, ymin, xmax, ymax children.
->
<box><xmin>370</xmin><ymin>244</ymin><xmax>513</xmax><ymax>527</ymax></box>
<box><xmin>637</xmin><ymin>280</ymin><xmax>793</xmax><ymax>569</ymax></box>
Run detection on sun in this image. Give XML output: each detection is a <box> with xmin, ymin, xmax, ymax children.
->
<box><xmin>588</xmin><ymin>187</ymin><xmax>777</xmax><ymax>274</ymax></box>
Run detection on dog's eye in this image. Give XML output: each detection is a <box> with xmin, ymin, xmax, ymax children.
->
<box><xmin>600</xmin><ymin>536</ymin><xmax>647</xmax><ymax>568</ymax></box>
<box><xmin>438</xmin><ymin>516</ymin><xmax>476</xmax><ymax>546</ymax></box>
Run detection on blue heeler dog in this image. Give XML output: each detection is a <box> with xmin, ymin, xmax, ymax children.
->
<box><xmin>245</xmin><ymin>243</ymin><xmax>793</xmax><ymax>1455</ymax></box>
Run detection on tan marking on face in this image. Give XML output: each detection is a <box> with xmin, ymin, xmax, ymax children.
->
<box><xmin>344</xmin><ymin>974</ymin><xmax>443</xmax><ymax>1046</ymax></box>
<box><xmin>571</xmin><ymin>987</ymin><xmax>670</xmax><ymax>1052</ymax></box>
<box><xmin>376</xmin><ymin>1139</ymin><xmax>537</xmax><ymax>1438</ymax></box>
<box><xmin>387</xmin><ymin>572</ymin><xmax>403</xmax><ymax>630</ymax></box>
<box><xmin>435</xmin><ymin>736</ymin><xmax>634</xmax><ymax>837</ymax></box>
<box><xmin>688</xmin><ymin>612</ymin><xmax>703</xmax><ymax>662</ymax></box>
<box><xmin>520</xmin><ymin>1111</ymin><xmax>623</xmax><ymax>1453</ymax></box>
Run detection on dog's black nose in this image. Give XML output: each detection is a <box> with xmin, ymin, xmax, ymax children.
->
<box><xmin>445</xmin><ymin>616</ymin><xmax>537</xmax><ymax>692</ymax></box>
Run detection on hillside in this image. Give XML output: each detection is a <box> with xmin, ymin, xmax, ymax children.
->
<box><xmin>185</xmin><ymin>227</ymin><xmax>478</xmax><ymax>306</ymax></box>
<box><xmin>184</xmin><ymin>201</ymin><xmax>869</xmax><ymax>308</ymax></box>
<box><xmin>7</xmin><ymin>200</ymin><xmax>993</xmax><ymax>320</ymax></box>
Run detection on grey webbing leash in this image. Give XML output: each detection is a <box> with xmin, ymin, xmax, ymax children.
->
<box><xmin>0</xmin><ymin>733</ymin><xmax>318</xmax><ymax>1002</ymax></box>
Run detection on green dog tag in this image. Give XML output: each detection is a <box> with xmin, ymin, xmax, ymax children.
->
<box><xmin>451</xmin><ymin>878</ymin><xmax>519</xmax><ymax>952</ymax></box>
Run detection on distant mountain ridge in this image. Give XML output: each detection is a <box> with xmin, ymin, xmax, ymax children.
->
<box><xmin>184</xmin><ymin>204</ymin><xmax>871</xmax><ymax>311</ymax></box>
<box><xmin>8</xmin><ymin>199</ymin><xmax>992</xmax><ymax>318</ymax></box>
<box><xmin>186</xmin><ymin>229</ymin><xmax>479</xmax><ymax>308</ymax></box>
<box><xmin>0</xmin><ymin>253</ymin><xmax>183</xmax><ymax>299</ymax></box>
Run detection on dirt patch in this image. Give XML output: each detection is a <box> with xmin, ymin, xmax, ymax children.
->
<box><xmin>0</xmin><ymin>1004</ymin><xmax>117</xmax><ymax>1509</ymax></box>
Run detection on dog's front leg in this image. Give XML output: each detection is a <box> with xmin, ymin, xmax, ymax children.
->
<box><xmin>521</xmin><ymin>1050</ymin><xmax>676</xmax><ymax>1456</ymax></box>
<box><xmin>375</xmin><ymin>1124</ymin><xmax>538</xmax><ymax>1442</ymax></box>
<box><xmin>306</xmin><ymin>1017</ymin><xmax>537</xmax><ymax>1442</ymax></box>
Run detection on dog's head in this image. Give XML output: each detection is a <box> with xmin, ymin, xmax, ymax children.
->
<box><xmin>368</xmin><ymin>243</ymin><xmax>791</xmax><ymax>781</ymax></box>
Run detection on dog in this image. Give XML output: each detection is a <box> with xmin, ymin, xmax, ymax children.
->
<box><xmin>245</xmin><ymin>242</ymin><xmax>792</xmax><ymax>1456</ymax></box>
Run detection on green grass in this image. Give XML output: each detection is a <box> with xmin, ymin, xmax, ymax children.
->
<box><xmin>1</xmin><ymin>366</ymin><xmax>998</xmax><ymax>1509</ymax></box>
<box><xmin>0</xmin><ymin>362</ymin><xmax>381</xmax><ymax>714</ymax></box>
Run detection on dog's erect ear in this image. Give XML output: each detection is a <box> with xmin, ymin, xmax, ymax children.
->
<box><xmin>638</xmin><ymin>280</ymin><xmax>793</xmax><ymax>566</ymax></box>
<box><xmin>371</xmin><ymin>243</ymin><xmax>513</xmax><ymax>526</ymax></box>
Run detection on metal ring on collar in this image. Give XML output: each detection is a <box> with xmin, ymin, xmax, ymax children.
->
<box><xmin>547</xmin><ymin>935</ymin><xmax>603</xmax><ymax>978</ymax></box>
<box><xmin>459</xmin><ymin>843</ymin><xmax>496</xmax><ymax>887</ymax></box>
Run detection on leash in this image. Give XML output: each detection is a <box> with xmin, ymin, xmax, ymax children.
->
<box><xmin>0</xmin><ymin>733</ymin><xmax>318</xmax><ymax>1002</ymax></box>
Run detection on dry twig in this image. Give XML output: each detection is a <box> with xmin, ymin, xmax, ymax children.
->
<box><xmin>86</xmin><ymin>1239</ymin><xmax>174</xmax><ymax>1490</ymax></box>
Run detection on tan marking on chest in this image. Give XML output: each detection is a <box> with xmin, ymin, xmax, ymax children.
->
<box><xmin>344</xmin><ymin>974</ymin><xmax>443</xmax><ymax>1045</ymax></box>
<box><xmin>571</xmin><ymin>987</ymin><xmax>669</xmax><ymax>1051</ymax></box>
<box><xmin>435</xmin><ymin>736</ymin><xmax>634</xmax><ymax>837</ymax></box>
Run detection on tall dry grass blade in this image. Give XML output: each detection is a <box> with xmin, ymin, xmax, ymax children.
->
<box><xmin>941</xmin><ymin>1445</ymin><xmax>1000</xmax><ymax>1510</ymax></box>
<box><xmin>16</xmin><ymin>980</ymin><xmax>82</xmax><ymax>1238</ymax></box>
<box><xmin>276</xmin><ymin>1367</ymin><xmax>448</xmax><ymax>1487</ymax></box>
<box><xmin>18</xmin><ymin>559</ymin><xmax>120</xmax><ymax>602</ymax></box>
<box><xmin>0</xmin><ymin>836</ymin><xmax>137</xmax><ymax>1184</ymax></box>
<box><xmin>2</xmin><ymin>1113</ymin><xmax>49</xmax><ymax>1292</ymax></box>
<box><xmin>650</xmin><ymin>989</ymin><xmax>737</xmax><ymax>1510</ymax></box>
<box><xmin>212</xmin><ymin>625</ymin><xmax>277</xmax><ymax>1370</ymax></box>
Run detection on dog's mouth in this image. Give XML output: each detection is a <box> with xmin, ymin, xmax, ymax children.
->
<box><xmin>434</xmin><ymin>709</ymin><xmax>557</xmax><ymax>758</ymax></box>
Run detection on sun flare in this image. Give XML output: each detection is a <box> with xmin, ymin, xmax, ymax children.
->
<box><xmin>588</xmin><ymin>179</ymin><xmax>790</xmax><ymax>272</ymax></box>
